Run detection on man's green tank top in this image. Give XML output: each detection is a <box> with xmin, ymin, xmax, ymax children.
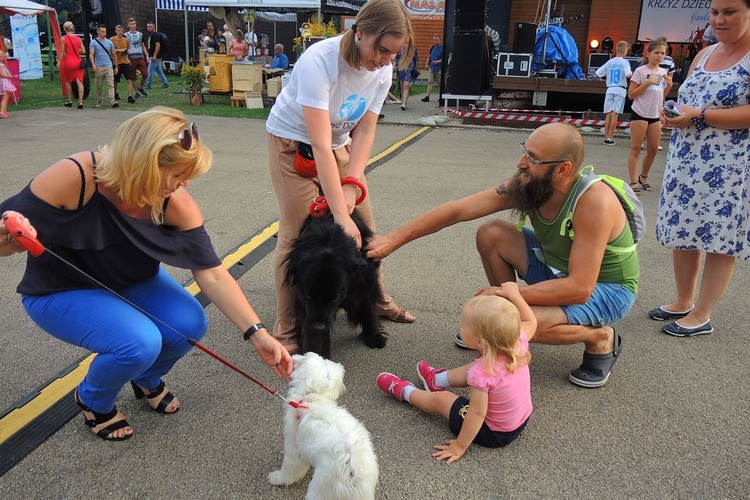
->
<box><xmin>527</xmin><ymin>173</ymin><xmax>640</xmax><ymax>294</ymax></box>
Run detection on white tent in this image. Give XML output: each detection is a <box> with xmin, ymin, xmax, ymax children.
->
<box><xmin>0</xmin><ymin>0</ymin><xmax>55</xmax><ymax>16</ymax></box>
<box><xmin>174</xmin><ymin>0</ymin><xmax>363</xmax><ymax>61</ymax></box>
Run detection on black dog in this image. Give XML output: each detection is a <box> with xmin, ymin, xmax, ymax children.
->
<box><xmin>283</xmin><ymin>213</ymin><xmax>387</xmax><ymax>358</ymax></box>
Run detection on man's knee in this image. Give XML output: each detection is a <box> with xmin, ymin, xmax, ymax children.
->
<box><xmin>475</xmin><ymin>219</ymin><xmax>517</xmax><ymax>254</ymax></box>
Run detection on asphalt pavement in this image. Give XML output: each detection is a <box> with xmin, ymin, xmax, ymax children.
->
<box><xmin>0</xmin><ymin>100</ymin><xmax>748</xmax><ymax>499</ymax></box>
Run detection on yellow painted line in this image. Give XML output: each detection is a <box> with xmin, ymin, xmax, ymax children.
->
<box><xmin>368</xmin><ymin>127</ymin><xmax>430</xmax><ymax>165</ymax></box>
<box><xmin>0</xmin><ymin>128</ymin><xmax>429</xmax><ymax>445</ymax></box>
<box><xmin>0</xmin><ymin>355</ymin><xmax>93</xmax><ymax>443</ymax></box>
<box><xmin>185</xmin><ymin>221</ymin><xmax>280</xmax><ymax>296</ymax></box>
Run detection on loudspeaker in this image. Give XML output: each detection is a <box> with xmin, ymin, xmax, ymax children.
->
<box><xmin>455</xmin><ymin>0</ymin><xmax>486</xmax><ymax>33</ymax></box>
<box><xmin>513</xmin><ymin>22</ymin><xmax>537</xmax><ymax>54</ymax></box>
<box><xmin>446</xmin><ymin>33</ymin><xmax>489</xmax><ymax>95</ymax></box>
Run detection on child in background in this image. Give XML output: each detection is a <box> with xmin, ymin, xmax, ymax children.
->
<box><xmin>377</xmin><ymin>283</ymin><xmax>536</xmax><ymax>463</ymax></box>
<box><xmin>627</xmin><ymin>37</ymin><xmax>672</xmax><ymax>195</ymax></box>
<box><xmin>0</xmin><ymin>51</ymin><xmax>16</xmax><ymax>118</ymax></box>
<box><xmin>596</xmin><ymin>40</ymin><xmax>632</xmax><ymax>145</ymax></box>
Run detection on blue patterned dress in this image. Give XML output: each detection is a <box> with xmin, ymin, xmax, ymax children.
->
<box><xmin>656</xmin><ymin>45</ymin><xmax>750</xmax><ymax>260</ymax></box>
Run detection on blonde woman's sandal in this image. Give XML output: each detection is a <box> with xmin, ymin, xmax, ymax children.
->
<box><xmin>638</xmin><ymin>175</ymin><xmax>653</xmax><ymax>191</ymax></box>
<box><xmin>383</xmin><ymin>308</ymin><xmax>416</xmax><ymax>323</ymax></box>
<box><xmin>131</xmin><ymin>380</ymin><xmax>180</xmax><ymax>414</ymax></box>
<box><xmin>74</xmin><ymin>390</ymin><xmax>133</xmax><ymax>441</ymax></box>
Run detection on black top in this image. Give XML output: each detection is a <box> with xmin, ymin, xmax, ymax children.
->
<box><xmin>0</xmin><ymin>184</ymin><xmax>221</xmax><ymax>296</ymax></box>
<box><xmin>147</xmin><ymin>31</ymin><xmax>164</xmax><ymax>57</ymax></box>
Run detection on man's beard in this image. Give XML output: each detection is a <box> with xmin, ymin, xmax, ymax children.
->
<box><xmin>504</xmin><ymin>165</ymin><xmax>556</xmax><ymax>214</ymax></box>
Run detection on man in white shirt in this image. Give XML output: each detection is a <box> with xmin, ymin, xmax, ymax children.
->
<box><xmin>244</xmin><ymin>25</ymin><xmax>258</xmax><ymax>60</ymax></box>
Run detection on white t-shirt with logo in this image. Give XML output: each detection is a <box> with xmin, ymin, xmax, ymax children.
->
<box><xmin>266</xmin><ymin>35</ymin><xmax>391</xmax><ymax>149</ymax></box>
<box><xmin>595</xmin><ymin>56</ymin><xmax>632</xmax><ymax>97</ymax></box>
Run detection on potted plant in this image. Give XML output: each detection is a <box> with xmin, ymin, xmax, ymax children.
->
<box><xmin>181</xmin><ymin>64</ymin><xmax>206</xmax><ymax>106</ymax></box>
<box><xmin>293</xmin><ymin>18</ymin><xmax>339</xmax><ymax>57</ymax></box>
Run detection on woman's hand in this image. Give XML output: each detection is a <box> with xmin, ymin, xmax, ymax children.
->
<box><xmin>662</xmin><ymin>104</ymin><xmax>700</xmax><ymax>129</ymax></box>
<box><xmin>334</xmin><ymin>213</ymin><xmax>362</xmax><ymax>249</ymax></box>
<box><xmin>248</xmin><ymin>330</ymin><xmax>293</xmax><ymax>380</ymax></box>
<box><xmin>1</xmin><ymin>211</ymin><xmax>37</xmax><ymax>256</ymax></box>
<box><xmin>342</xmin><ymin>182</ymin><xmax>359</xmax><ymax>214</ymax></box>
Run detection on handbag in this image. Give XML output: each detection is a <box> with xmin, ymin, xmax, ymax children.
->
<box><xmin>410</xmin><ymin>68</ymin><xmax>420</xmax><ymax>79</ymax></box>
<box><xmin>294</xmin><ymin>142</ymin><xmax>317</xmax><ymax>178</ymax></box>
<box><xmin>66</xmin><ymin>35</ymin><xmax>87</xmax><ymax>69</ymax></box>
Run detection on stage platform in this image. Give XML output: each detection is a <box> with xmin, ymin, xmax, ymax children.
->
<box><xmin>490</xmin><ymin>76</ymin><xmax>679</xmax><ymax>111</ymax></box>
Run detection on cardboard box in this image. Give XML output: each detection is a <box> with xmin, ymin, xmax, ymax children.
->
<box><xmin>267</xmin><ymin>77</ymin><xmax>282</xmax><ymax>98</ymax></box>
<box><xmin>244</xmin><ymin>91</ymin><xmax>264</xmax><ymax>109</ymax></box>
<box><xmin>496</xmin><ymin>53</ymin><xmax>532</xmax><ymax>77</ymax></box>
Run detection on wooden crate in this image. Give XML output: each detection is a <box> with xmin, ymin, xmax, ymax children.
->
<box><xmin>266</xmin><ymin>77</ymin><xmax>282</xmax><ymax>98</ymax></box>
<box><xmin>207</xmin><ymin>54</ymin><xmax>234</xmax><ymax>92</ymax></box>
<box><xmin>232</xmin><ymin>62</ymin><xmax>263</xmax><ymax>94</ymax></box>
<box><xmin>244</xmin><ymin>91</ymin><xmax>264</xmax><ymax>109</ymax></box>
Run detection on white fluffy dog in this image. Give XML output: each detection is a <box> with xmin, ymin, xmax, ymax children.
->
<box><xmin>268</xmin><ymin>352</ymin><xmax>378</xmax><ymax>500</ymax></box>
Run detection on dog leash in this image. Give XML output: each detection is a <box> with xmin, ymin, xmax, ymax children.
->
<box><xmin>4</xmin><ymin>215</ymin><xmax>307</xmax><ymax>410</ymax></box>
<box><xmin>309</xmin><ymin>177</ymin><xmax>367</xmax><ymax>218</ymax></box>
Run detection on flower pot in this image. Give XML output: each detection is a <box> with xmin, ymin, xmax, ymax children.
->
<box><xmin>191</xmin><ymin>88</ymin><xmax>201</xmax><ymax>106</ymax></box>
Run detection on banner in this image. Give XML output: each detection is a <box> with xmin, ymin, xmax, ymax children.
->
<box><xmin>637</xmin><ymin>0</ymin><xmax>711</xmax><ymax>43</ymax></box>
<box><xmin>10</xmin><ymin>13</ymin><xmax>43</xmax><ymax>79</ymax></box>
<box><xmin>403</xmin><ymin>0</ymin><xmax>444</xmax><ymax>20</ymax></box>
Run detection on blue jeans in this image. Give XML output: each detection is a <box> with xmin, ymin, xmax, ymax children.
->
<box><xmin>145</xmin><ymin>58</ymin><xmax>168</xmax><ymax>87</ymax></box>
<box><xmin>520</xmin><ymin>227</ymin><xmax>636</xmax><ymax>327</ymax></box>
<box><xmin>22</xmin><ymin>268</ymin><xmax>207</xmax><ymax>413</ymax></box>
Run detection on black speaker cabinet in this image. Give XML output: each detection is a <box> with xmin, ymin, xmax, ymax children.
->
<box><xmin>513</xmin><ymin>22</ymin><xmax>537</xmax><ymax>54</ymax></box>
<box><xmin>446</xmin><ymin>33</ymin><xmax>490</xmax><ymax>95</ymax></box>
<box><xmin>455</xmin><ymin>0</ymin><xmax>487</xmax><ymax>32</ymax></box>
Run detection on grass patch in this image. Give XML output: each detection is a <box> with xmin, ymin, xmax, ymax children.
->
<box><xmin>12</xmin><ymin>70</ymin><xmax>270</xmax><ymax>119</ymax></box>
<box><xmin>13</xmin><ymin>69</ymin><xmax>426</xmax><ymax>118</ymax></box>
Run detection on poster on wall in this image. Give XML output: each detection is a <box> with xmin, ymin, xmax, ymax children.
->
<box><xmin>10</xmin><ymin>14</ymin><xmax>43</xmax><ymax>80</ymax></box>
<box><xmin>637</xmin><ymin>0</ymin><xmax>711</xmax><ymax>43</ymax></box>
<box><xmin>403</xmin><ymin>0</ymin><xmax>444</xmax><ymax>20</ymax></box>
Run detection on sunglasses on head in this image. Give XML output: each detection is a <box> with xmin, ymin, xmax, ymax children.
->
<box><xmin>177</xmin><ymin>122</ymin><xmax>199</xmax><ymax>150</ymax></box>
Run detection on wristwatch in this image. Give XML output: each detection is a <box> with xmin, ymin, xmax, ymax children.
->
<box><xmin>243</xmin><ymin>322</ymin><xmax>265</xmax><ymax>341</ymax></box>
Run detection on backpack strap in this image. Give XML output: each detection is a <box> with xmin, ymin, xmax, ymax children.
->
<box><xmin>560</xmin><ymin>165</ymin><xmax>599</xmax><ymax>240</ymax></box>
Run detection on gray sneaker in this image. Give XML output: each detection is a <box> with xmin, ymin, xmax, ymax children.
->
<box><xmin>454</xmin><ymin>332</ymin><xmax>469</xmax><ymax>349</ymax></box>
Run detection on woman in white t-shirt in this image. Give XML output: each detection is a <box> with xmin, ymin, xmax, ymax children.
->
<box><xmin>627</xmin><ymin>37</ymin><xmax>673</xmax><ymax>195</ymax></box>
<box><xmin>265</xmin><ymin>0</ymin><xmax>417</xmax><ymax>354</ymax></box>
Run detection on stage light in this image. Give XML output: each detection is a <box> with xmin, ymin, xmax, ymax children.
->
<box><xmin>589</xmin><ymin>39</ymin><xmax>599</xmax><ymax>51</ymax></box>
<box><xmin>601</xmin><ymin>37</ymin><xmax>614</xmax><ymax>54</ymax></box>
<box><xmin>632</xmin><ymin>41</ymin><xmax>644</xmax><ymax>56</ymax></box>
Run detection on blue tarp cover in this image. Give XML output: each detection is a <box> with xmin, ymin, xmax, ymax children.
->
<box><xmin>533</xmin><ymin>25</ymin><xmax>585</xmax><ymax>79</ymax></box>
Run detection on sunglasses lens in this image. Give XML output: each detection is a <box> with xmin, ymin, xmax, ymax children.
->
<box><xmin>179</xmin><ymin>131</ymin><xmax>191</xmax><ymax>150</ymax></box>
<box><xmin>178</xmin><ymin>123</ymin><xmax>197</xmax><ymax>150</ymax></box>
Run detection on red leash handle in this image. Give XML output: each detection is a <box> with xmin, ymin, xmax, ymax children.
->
<box><xmin>309</xmin><ymin>177</ymin><xmax>367</xmax><ymax>218</ymax></box>
<box><xmin>4</xmin><ymin>216</ymin><xmax>46</xmax><ymax>257</ymax></box>
<box><xmin>188</xmin><ymin>339</ymin><xmax>308</xmax><ymax>409</ymax></box>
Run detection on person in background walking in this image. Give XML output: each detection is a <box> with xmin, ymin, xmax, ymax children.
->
<box><xmin>422</xmin><ymin>33</ymin><xmax>443</xmax><ymax>103</ymax></box>
<box><xmin>125</xmin><ymin>17</ymin><xmax>149</xmax><ymax>97</ymax></box>
<box><xmin>90</xmin><ymin>25</ymin><xmax>119</xmax><ymax>108</ymax></box>
<box><xmin>57</xmin><ymin>21</ymin><xmax>86</xmax><ymax>109</ymax></box>
<box><xmin>144</xmin><ymin>21</ymin><xmax>169</xmax><ymax>89</ymax></box>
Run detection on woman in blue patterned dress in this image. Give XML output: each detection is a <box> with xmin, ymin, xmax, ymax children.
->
<box><xmin>651</xmin><ymin>0</ymin><xmax>750</xmax><ymax>337</ymax></box>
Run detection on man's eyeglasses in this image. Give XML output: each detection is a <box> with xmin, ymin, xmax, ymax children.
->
<box><xmin>519</xmin><ymin>142</ymin><xmax>567</xmax><ymax>165</ymax></box>
<box><xmin>178</xmin><ymin>122</ymin><xmax>199</xmax><ymax>150</ymax></box>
